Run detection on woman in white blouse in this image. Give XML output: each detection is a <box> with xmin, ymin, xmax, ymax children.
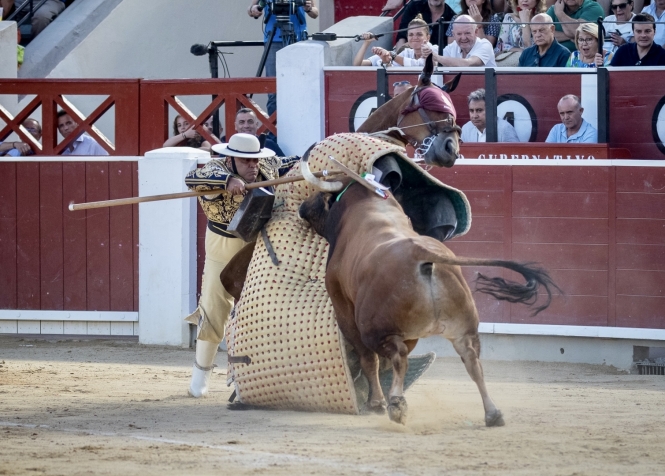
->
<box><xmin>494</xmin><ymin>0</ymin><xmax>548</xmax><ymax>65</ymax></box>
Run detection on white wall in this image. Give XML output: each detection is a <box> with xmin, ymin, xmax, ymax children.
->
<box><xmin>0</xmin><ymin>21</ymin><xmax>17</xmax><ymax>129</ymax></box>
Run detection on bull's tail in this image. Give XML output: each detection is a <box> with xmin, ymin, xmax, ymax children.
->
<box><xmin>414</xmin><ymin>243</ymin><xmax>562</xmax><ymax>316</ymax></box>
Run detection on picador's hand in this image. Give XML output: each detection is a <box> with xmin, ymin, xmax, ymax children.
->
<box><xmin>227</xmin><ymin>177</ymin><xmax>246</xmax><ymax>196</ymax></box>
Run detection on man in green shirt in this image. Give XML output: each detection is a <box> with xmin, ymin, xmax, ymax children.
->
<box><xmin>547</xmin><ymin>0</ymin><xmax>605</xmax><ymax>51</ymax></box>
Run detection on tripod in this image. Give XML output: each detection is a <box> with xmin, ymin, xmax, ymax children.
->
<box><xmin>255</xmin><ymin>15</ymin><xmax>299</xmax><ymax>79</ymax></box>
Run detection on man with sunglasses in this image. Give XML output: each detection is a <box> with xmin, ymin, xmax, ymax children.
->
<box><xmin>610</xmin><ymin>13</ymin><xmax>665</xmax><ymax>65</ymax></box>
<box><xmin>0</xmin><ymin>118</ymin><xmax>41</xmax><ymax>157</ymax></box>
<box><xmin>603</xmin><ymin>0</ymin><xmax>636</xmax><ymax>53</ymax></box>
<box><xmin>392</xmin><ymin>80</ymin><xmax>412</xmax><ymax>96</ymax></box>
<box><xmin>641</xmin><ymin>0</ymin><xmax>665</xmax><ymax>47</ymax></box>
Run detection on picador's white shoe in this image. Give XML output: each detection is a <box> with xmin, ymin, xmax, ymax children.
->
<box><xmin>188</xmin><ymin>340</ymin><xmax>219</xmax><ymax>398</ymax></box>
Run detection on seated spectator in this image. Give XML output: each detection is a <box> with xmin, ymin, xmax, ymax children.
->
<box><xmin>546</xmin><ymin>94</ymin><xmax>597</xmax><ymax>143</ymax></box>
<box><xmin>518</xmin><ymin>13</ymin><xmax>571</xmax><ymax>66</ymax></box>
<box><xmin>447</xmin><ymin>0</ymin><xmax>502</xmax><ymax>47</ymax></box>
<box><xmin>546</xmin><ymin>0</ymin><xmax>605</xmax><ymax>52</ymax></box>
<box><xmin>640</xmin><ymin>0</ymin><xmax>665</xmax><ymax>47</ymax></box>
<box><xmin>566</xmin><ymin>23</ymin><xmax>613</xmax><ymax>67</ymax></box>
<box><xmin>610</xmin><ymin>13</ymin><xmax>665</xmax><ymax>65</ymax></box>
<box><xmin>0</xmin><ymin>118</ymin><xmax>41</xmax><ymax>157</ymax></box>
<box><xmin>32</xmin><ymin>0</ymin><xmax>66</xmax><ymax>37</ymax></box>
<box><xmin>162</xmin><ymin>115</ymin><xmax>213</xmax><ymax>150</ymax></box>
<box><xmin>603</xmin><ymin>0</ymin><xmax>636</xmax><ymax>54</ymax></box>
<box><xmin>57</xmin><ymin>111</ymin><xmax>109</xmax><ymax>156</ymax></box>
<box><xmin>354</xmin><ymin>15</ymin><xmax>437</xmax><ymax>67</ymax></box>
<box><xmin>393</xmin><ymin>80</ymin><xmax>412</xmax><ymax>96</ymax></box>
<box><xmin>234</xmin><ymin>108</ymin><xmax>285</xmax><ymax>156</ymax></box>
<box><xmin>426</xmin><ymin>15</ymin><xmax>498</xmax><ymax>66</ymax></box>
<box><xmin>392</xmin><ymin>0</ymin><xmax>456</xmax><ymax>51</ymax></box>
<box><xmin>494</xmin><ymin>0</ymin><xmax>548</xmax><ymax>65</ymax></box>
<box><xmin>461</xmin><ymin>89</ymin><xmax>520</xmax><ymax>142</ymax></box>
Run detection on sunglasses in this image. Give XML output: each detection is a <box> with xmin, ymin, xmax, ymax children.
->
<box><xmin>611</xmin><ymin>2</ymin><xmax>629</xmax><ymax>9</ymax></box>
<box><xmin>393</xmin><ymin>80</ymin><xmax>411</xmax><ymax>87</ymax></box>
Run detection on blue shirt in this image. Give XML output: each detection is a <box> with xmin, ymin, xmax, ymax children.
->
<box><xmin>519</xmin><ymin>39</ymin><xmax>570</xmax><ymax>67</ymax></box>
<box><xmin>546</xmin><ymin>119</ymin><xmax>597</xmax><ymax>144</ymax></box>
<box><xmin>263</xmin><ymin>5</ymin><xmax>308</xmax><ymax>43</ymax></box>
<box><xmin>0</xmin><ymin>142</ymin><xmax>22</xmax><ymax>157</ymax></box>
<box><xmin>61</xmin><ymin>133</ymin><xmax>109</xmax><ymax>156</ymax></box>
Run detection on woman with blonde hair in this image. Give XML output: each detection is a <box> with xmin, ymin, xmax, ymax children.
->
<box><xmin>566</xmin><ymin>23</ymin><xmax>613</xmax><ymax>68</ymax></box>
<box><xmin>353</xmin><ymin>14</ymin><xmax>437</xmax><ymax>67</ymax></box>
<box><xmin>494</xmin><ymin>0</ymin><xmax>548</xmax><ymax>64</ymax></box>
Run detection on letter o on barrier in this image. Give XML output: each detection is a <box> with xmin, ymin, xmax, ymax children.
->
<box><xmin>349</xmin><ymin>91</ymin><xmax>380</xmax><ymax>132</ymax></box>
<box><xmin>652</xmin><ymin>96</ymin><xmax>665</xmax><ymax>156</ymax></box>
<box><xmin>497</xmin><ymin>94</ymin><xmax>538</xmax><ymax>142</ymax></box>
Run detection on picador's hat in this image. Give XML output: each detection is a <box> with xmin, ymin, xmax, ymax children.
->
<box><xmin>212</xmin><ymin>133</ymin><xmax>276</xmax><ymax>159</ymax></box>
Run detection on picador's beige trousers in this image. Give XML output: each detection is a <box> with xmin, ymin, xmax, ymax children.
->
<box><xmin>186</xmin><ymin>228</ymin><xmax>247</xmax><ymax>344</ymax></box>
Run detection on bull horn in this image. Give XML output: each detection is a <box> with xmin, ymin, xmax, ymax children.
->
<box><xmin>300</xmin><ymin>152</ymin><xmax>343</xmax><ymax>192</ymax></box>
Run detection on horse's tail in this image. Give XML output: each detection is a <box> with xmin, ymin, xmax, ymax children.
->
<box><xmin>414</xmin><ymin>243</ymin><xmax>561</xmax><ymax>316</ymax></box>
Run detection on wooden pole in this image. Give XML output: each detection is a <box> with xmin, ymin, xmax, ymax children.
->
<box><xmin>67</xmin><ymin>170</ymin><xmax>342</xmax><ymax>211</ymax></box>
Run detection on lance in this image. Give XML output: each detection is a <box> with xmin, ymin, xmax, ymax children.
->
<box><xmin>68</xmin><ymin>170</ymin><xmax>342</xmax><ymax>211</ymax></box>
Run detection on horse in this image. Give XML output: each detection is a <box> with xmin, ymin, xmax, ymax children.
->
<box><xmin>356</xmin><ymin>54</ymin><xmax>462</xmax><ymax>168</ymax></box>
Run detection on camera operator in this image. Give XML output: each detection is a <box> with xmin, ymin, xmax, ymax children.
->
<box><xmin>248</xmin><ymin>0</ymin><xmax>319</xmax><ymax>117</ymax></box>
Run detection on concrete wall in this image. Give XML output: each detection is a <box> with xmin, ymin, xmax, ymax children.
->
<box><xmin>0</xmin><ymin>21</ymin><xmax>17</xmax><ymax>131</ymax></box>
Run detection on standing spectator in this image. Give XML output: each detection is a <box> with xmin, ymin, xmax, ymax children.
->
<box><xmin>603</xmin><ymin>0</ymin><xmax>636</xmax><ymax>54</ymax></box>
<box><xmin>494</xmin><ymin>0</ymin><xmax>549</xmax><ymax>65</ymax></box>
<box><xmin>247</xmin><ymin>0</ymin><xmax>318</xmax><ymax>117</ymax></box>
<box><xmin>234</xmin><ymin>108</ymin><xmax>285</xmax><ymax>156</ymax></box>
<box><xmin>641</xmin><ymin>0</ymin><xmax>665</xmax><ymax>47</ymax></box>
<box><xmin>447</xmin><ymin>0</ymin><xmax>503</xmax><ymax>47</ymax></box>
<box><xmin>32</xmin><ymin>0</ymin><xmax>66</xmax><ymax>37</ymax></box>
<box><xmin>610</xmin><ymin>13</ymin><xmax>665</xmax><ymax>65</ymax></box>
<box><xmin>546</xmin><ymin>95</ymin><xmax>597</xmax><ymax>143</ymax></box>
<box><xmin>57</xmin><ymin>111</ymin><xmax>109</xmax><ymax>156</ymax></box>
<box><xmin>426</xmin><ymin>15</ymin><xmax>498</xmax><ymax>66</ymax></box>
<box><xmin>460</xmin><ymin>89</ymin><xmax>520</xmax><ymax>142</ymax></box>
<box><xmin>354</xmin><ymin>15</ymin><xmax>437</xmax><ymax>67</ymax></box>
<box><xmin>566</xmin><ymin>23</ymin><xmax>613</xmax><ymax>67</ymax></box>
<box><xmin>394</xmin><ymin>0</ymin><xmax>456</xmax><ymax>50</ymax></box>
<box><xmin>547</xmin><ymin>0</ymin><xmax>605</xmax><ymax>52</ymax></box>
<box><xmin>518</xmin><ymin>13</ymin><xmax>571</xmax><ymax>66</ymax></box>
<box><xmin>0</xmin><ymin>118</ymin><xmax>41</xmax><ymax>157</ymax></box>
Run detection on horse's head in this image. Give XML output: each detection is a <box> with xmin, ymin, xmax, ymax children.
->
<box><xmin>397</xmin><ymin>55</ymin><xmax>461</xmax><ymax>168</ymax></box>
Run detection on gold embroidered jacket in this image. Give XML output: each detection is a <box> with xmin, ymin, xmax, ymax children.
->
<box><xmin>185</xmin><ymin>156</ymin><xmax>299</xmax><ymax>237</ymax></box>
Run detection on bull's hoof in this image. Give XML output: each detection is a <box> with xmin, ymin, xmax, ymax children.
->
<box><xmin>388</xmin><ymin>396</ymin><xmax>408</xmax><ymax>425</ymax></box>
<box><xmin>363</xmin><ymin>399</ymin><xmax>387</xmax><ymax>415</ymax></box>
<box><xmin>485</xmin><ymin>409</ymin><xmax>505</xmax><ymax>427</ymax></box>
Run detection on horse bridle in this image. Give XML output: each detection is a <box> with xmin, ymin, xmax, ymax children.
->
<box><xmin>395</xmin><ymin>86</ymin><xmax>461</xmax><ymax>147</ymax></box>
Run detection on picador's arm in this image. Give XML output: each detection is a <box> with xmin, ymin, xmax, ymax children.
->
<box><xmin>185</xmin><ymin>159</ymin><xmax>233</xmax><ymax>192</ymax></box>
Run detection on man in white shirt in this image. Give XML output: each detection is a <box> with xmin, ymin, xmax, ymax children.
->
<box><xmin>642</xmin><ymin>0</ymin><xmax>665</xmax><ymax>47</ymax></box>
<box><xmin>57</xmin><ymin>111</ymin><xmax>109</xmax><ymax>156</ymax></box>
<box><xmin>423</xmin><ymin>15</ymin><xmax>497</xmax><ymax>67</ymax></box>
<box><xmin>460</xmin><ymin>89</ymin><xmax>520</xmax><ymax>143</ymax></box>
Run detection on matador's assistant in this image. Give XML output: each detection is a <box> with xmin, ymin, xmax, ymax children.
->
<box><xmin>184</xmin><ymin>133</ymin><xmax>299</xmax><ymax>397</ymax></box>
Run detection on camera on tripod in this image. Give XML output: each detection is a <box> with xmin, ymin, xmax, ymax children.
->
<box><xmin>258</xmin><ymin>0</ymin><xmax>306</xmax><ymax>22</ymax></box>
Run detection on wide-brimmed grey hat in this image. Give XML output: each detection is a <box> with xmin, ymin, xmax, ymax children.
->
<box><xmin>211</xmin><ymin>133</ymin><xmax>276</xmax><ymax>158</ymax></box>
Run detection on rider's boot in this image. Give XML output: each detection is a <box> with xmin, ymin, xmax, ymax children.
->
<box><xmin>188</xmin><ymin>339</ymin><xmax>219</xmax><ymax>398</ymax></box>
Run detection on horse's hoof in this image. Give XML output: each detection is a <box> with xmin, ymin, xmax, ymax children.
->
<box><xmin>363</xmin><ymin>399</ymin><xmax>387</xmax><ymax>415</ymax></box>
<box><xmin>485</xmin><ymin>409</ymin><xmax>505</xmax><ymax>427</ymax></box>
<box><xmin>388</xmin><ymin>396</ymin><xmax>408</xmax><ymax>425</ymax></box>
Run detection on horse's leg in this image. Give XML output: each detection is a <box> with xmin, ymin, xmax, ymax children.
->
<box><xmin>379</xmin><ymin>335</ymin><xmax>410</xmax><ymax>425</ymax></box>
<box><xmin>449</xmin><ymin>332</ymin><xmax>505</xmax><ymax>427</ymax></box>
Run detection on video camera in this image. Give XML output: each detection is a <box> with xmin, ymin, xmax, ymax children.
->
<box><xmin>257</xmin><ymin>0</ymin><xmax>306</xmax><ymax>22</ymax></box>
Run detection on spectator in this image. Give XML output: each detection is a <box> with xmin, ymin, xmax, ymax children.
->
<box><xmin>248</xmin><ymin>0</ymin><xmax>318</xmax><ymax>117</ymax></box>
<box><xmin>546</xmin><ymin>94</ymin><xmax>597</xmax><ymax>143</ymax></box>
<box><xmin>641</xmin><ymin>0</ymin><xmax>665</xmax><ymax>47</ymax></box>
<box><xmin>461</xmin><ymin>89</ymin><xmax>520</xmax><ymax>142</ymax></box>
<box><xmin>162</xmin><ymin>115</ymin><xmax>213</xmax><ymax>150</ymax></box>
<box><xmin>494</xmin><ymin>0</ymin><xmax>549</xmax><ymax>65</ymax></box>
<box><xmin>566</xmin><ymin>23</ymin><xmax>613</xmax><ymax>67</ymax></box>
<box><xmin>518</xmin><ymin>13</ymin><xmax>571</xmax><ymax>66</ymax></box>
<box><xmin>354</xmin><ymin>15</ymin><xmax>437</xmax><ymax>67</ymax></box>
<box><xmin>234</xmin><ymin>108</ymin><xmax>285</xmax><ymax>156</ymax></box>
<box><xmin>1</xmin><ymin>0</ymin><xmax>16</xmax><ymax>19</ymax></box>
<box><xmin>426</xmin><ymin>15</ymin><xmax>498</xmax><ymax>66</ymax></box>
<box><xmin>393</xmin><ymin>80</ymin><xmax>413</xmax><ymax>96</ymax></box>
<box><xmin>447</xmin><ymin>0</ymin><xmax>503</xmax><ymax>47</ymax></box>
<box><xmin>393</xmin><ymin>0</ymin><xmax>456</xmax><ymax>51</ymax></box>
<box><xmin>57</xmin><ymin>111</ymin><xmax>109</xmax><ymax>156</ymax></box>
<box><xmin>610</xmin><ymin>13</ymin><xmax>665</xmax><ymax>65</ymax></box>
<box><xmin>0</xmin><ymin>118</ymin><xmax>41</xmax><ymax>157</ymax></box>
<box><xmin>603</xmin><ymin>0</ymin><xmax>636</xmax><ymax>54</ymax></box>
<box><xmin>32</xmin><ymin>0</ymin><xmax>66</xmax><ymax>37</ymax></box>
<box><xmin>547</xmin><ymin>0</ymin><xmax>605</xmax><ymax>52</ymax></box>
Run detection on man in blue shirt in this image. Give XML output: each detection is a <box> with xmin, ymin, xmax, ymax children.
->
<box><xmin>0</xmin><ymin>118</ymin><xmax>41</xmax><ymax>157</ymax></box>
<box><xmin>518</xmin><ymin>14</ymin><xmax>571</xmax><ymax>67</ymax></box>
<box><xmin>57</xmin><ymin>111</ymin><xmax>109</xmax><ymax>156</ymax></box>
<box><xmin>546</xmin><ymin>95</ymin><xmax>598</xmax><ymax>143</ymax></box>
<box><xmin>248</xmin><ymin>0</ymin><xmax>319</xmax><ymax>117</ymax></box>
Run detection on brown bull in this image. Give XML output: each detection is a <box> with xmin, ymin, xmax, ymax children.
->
<box><xmin>298</xmin><ymin>174</ymin><xmax>559</xmax><ymax>426</ymax></box>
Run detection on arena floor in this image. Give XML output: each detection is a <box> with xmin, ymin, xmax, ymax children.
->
<box><xmin>1</xmin><ymin>335</ymin><xmax>663</xmax><ymax>475</ymax></box>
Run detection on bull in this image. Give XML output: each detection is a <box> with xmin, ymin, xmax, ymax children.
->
<box><xmin>298</xmin><ymin>158</ymin><xmax>559</xmax><ymax>426</ymax></box>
